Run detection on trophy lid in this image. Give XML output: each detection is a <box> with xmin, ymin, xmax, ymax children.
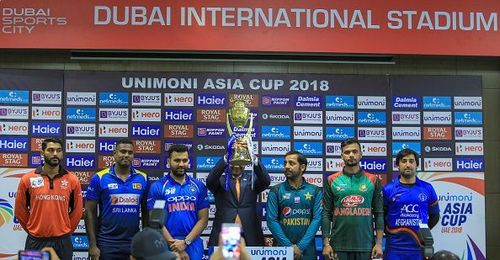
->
<box><xmin>229</xmin><ymin>100</ymin><xmax>250</xmax><ymax>128</ymax></box>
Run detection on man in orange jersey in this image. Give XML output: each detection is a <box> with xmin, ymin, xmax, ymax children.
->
<box><xmin>15</xmin><ymin>138</ymin><xmax>83</xmax><ymax>260</ymax></box>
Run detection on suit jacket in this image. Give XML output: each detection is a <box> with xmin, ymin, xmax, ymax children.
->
<box><xmin>206</xmin><ymin>158</ymin><xmax>270</xmax><ymax>246</ymax></box>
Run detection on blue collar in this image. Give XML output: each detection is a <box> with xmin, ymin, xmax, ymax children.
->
<box><xmin>166</xmin><ymin>173</ymin><xmax>191</xmax><ymax>186</ymax></box>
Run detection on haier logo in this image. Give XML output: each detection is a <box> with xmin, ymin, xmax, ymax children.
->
<box><xmin>131</xmin><ymin>124</ymin><xmax>161</xmax><ymax>138</ymax></box>
<box><xmin>325</xmin><ymin>111</ymin><xmax>355</xmax><ymax>125</ymax></box>
<box><xmin>293</xmin><ymin>126</ymin><xmax>323</xmax><ymax>140</ymax></box>
<box><xmin>197</xmin><ymin>126</ymin><xmax>225</xmax><ymax>137</ymax></box>
<box><xmin>326</xmin><ymin>158</ymin><xmax>344</xmax><ymax>171</ymax></box>
<box><xmin>99</xmin><ymin>92</ymin><xmax>129</xmax><ymax>106</ymax></box>
<box><xmin>32</xmin><ymin>91</ymin><xmax>62</xmax><ymax>105</ymax></box>
<box><xmin>357</xmin><ymin>112</ymin><xmax>386</xmax><ymax>125</ymax></box>
<box><xmin>293</xmin><ymin>111</ymin><xmax>323</xmax><ymax>124</ymax></box>
<box><xmin>392</xmin><ymin>142</ymin><xmax>421</xmax><ymax>156</ymax></box>
<box><xmin>197</xmin><ymin>94</ymin><xmax>226</xmax><ymax>106</ymax></box>
<box><xmin>31</xmin><ymin>122</ymin><xmax>62</xmax><ymax>136</ymax></box>
<box><xmin>325</xmin><ymin>142</ymin><xmax>341</xmax><ymax>156</ymax></box>
<box><xmin>361</xmin><ymin>143</ymin><xmax>387</xmax><ymax>156</ymax></box>
<box><xmin>165</xmin><ymin>109</ymin><xmax>194</xmax><ymax>122</ymax></box>
<box><xmin>131</xmin><ymin>108</ymin><xmax>161</xmax><ymax>122</ymax></box>
<box><xmin>294</xmin><ymin>142</ymin><xmax>322</xmax><ymax>156</ymax></box>
<box><xmin>0</xmin><ymin>106</ymin><xmax>29</xmax><ymax>119</ymax></box>
<box><xmin>262</xmin><ymin>157</ymin><xmax>284</xmax><ymax>172</ymax></box>
<box><xmin>455</xmin><ymin>127</ymin><xmax>483</xmax><ymax>140</ymax></box>
<box><xmin>392</xmin><ymin>111</ymin><xmax>421</xmax><ymax>125</ymax></box>
<box><xmin>196</xmin><ymin>157</ymin><xmax>218</xmax><ymax>171</ymax></box>
<box><xmin>66</xmin><ymin>140</ymin><xmax>96</xmax><ymax>153</ymax></box>
<box><xmin>261</xmin><ymin>141</ymin><xmax>290</xmax><ymax>155</ymax></box>
<box><xmin>99</xmin><ymin>140</ymin><xmax>117</xmax><ymax>153</ymax></box>
<box><xmin>456</xmin><ymin>158</ymin><xmax>484</xmax><ymax>171</ymax></box>
<box><xmin>325</xmin><ymin>96</ymin><xmax>355</xmax><ymax>110</ymax></box>
<box><xmin>424</xmin><ymin>158</ymin><xmax>453</xmax><ymax>171</ymax></box>
<box><xmin>0</xmin><ymin>90</ymin><xmax>29</xmax><ymax>104</ymax></box>
<box><xmin>66</xmin><ymin>124</ymin><xmax>96</xmax><ymax>137</ymax></box>
<box><xmin>133</xmin><ymin>157</ymin><xmax>161</xmax><ymax>169</ymax></box>
<box><xmin>423</xmin><ymin>112</ymin><xmax>452</xmax><ymax>125</ymax></box>
<box><xmin>357</xmin><ymin>96</ymin><xmax>386</xmax><ymax>110</ymax></box>
<box><xmin>325</xmin><ymin>127</ymin><xmax>355</xmax><ymax>140</ymax></box>
<box><xmin>391</xmin><ymin>96</ymin><xmax>420</xmax><ymax>109</ymax></box>
<box><xmin>32</xmin><ymin>107</ymin><xmax>62</xmax><ymax>120</ymax></box>
<box><xmin>423</xmin><ymin>96</ymin><xmax>451</xmax><ymax>110</ymax></box>
<box><xmin>66</xmin><ymin>108</ymin><xmax>96</xmax><ymax>122</ymax></box>
<box><xmin>261</xmin><ymin>126</ymin><xmax>291</xmax><ymax>140</ymax></box>
<box><xmin>0</xmin><ymin>137</ymin><xmax>28</xmax><ymax>151</ymax></box>
<box><xmin>66</xmin><ymin>155</ymin><xmax>95</xmax><ymax>169</ymax></box>
<box><xmin>99</xmin><ymin>124</ymin><xmax>128</xmax><ymax>137</ymax></box>
<box><xmin>357</xmin><ymin>127</ymin><xmax>386</xmax><ymax>141</ymax></box>
<box><xmin>66</xmin><ymin>92</ymin><xmax>97</xmax><ymax>105</ymax></box>
<box><xmin>132</xmin><ymin>93</ymin><xmax>162</xmax><ymax>106</ymax></box>
<box><xmin>454</xmin><ymin>96</ymin><xmax>482</xmax><ymax>110</ymax></box>
<box><xmin>455</xmin><ymin>142</ymin><xmax>483</xmax><ymax>156</ymax></box>
<box><xmin>261</xmin><ymin>95</ymin><xmax>291</xmax><ymax>106</ymax></box>
<box><xmin>0</xmin><ymin>122</ymin><xmax>28</xmax><ymax>135</ymax></box>
<box><xmin>454</xmin><ymin>112</ymin><xmax>482</xmax><ymax>125</ymax></box>
<box><xmin>423</xmin><ymin>142</ymin><xmax>454</xmax><ymax>156</ymax></box>
<box><xmin>360</xmin><ymin>159</ymin><xmax>387</xmax><ymax>172</ymax></box>
<box><xmin>295</xmin><ymin>96</ymin><xmax>322</xmax><ymax>108</ymax></box>
<box><xmin>307</xmin><ymin>159</ymin><xmax>323</xmax><ymax>172</ymax></box>
<box><xmin>392</xmin><ymin>127</ymin><xmax>421</xmax><ymax>140</ymax></box>
<box><xmin>164</xmin><ymin>93</ymin><xmax>194</xmax><ymax>106</ymax></box>
<box><xmin>99</xmin><ymin>108</ymin><xmax>129</xmax><ymax>122</ymax></box>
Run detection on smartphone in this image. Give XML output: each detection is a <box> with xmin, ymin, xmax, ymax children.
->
<box><xmin>18</xmin><ymin>250</ymin><xmax>51</xmax><ymax>260</ymax></box>
<box><xmin>221</xmin><ymin>223</ymin><xmax>241</xmax><ymax>260</ymax></box>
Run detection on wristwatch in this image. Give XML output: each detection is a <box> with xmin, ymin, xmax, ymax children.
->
<box><xmin>184</xmin><ymin>238</ymin><xmax>192</xmax><ymax>246</ymax></box>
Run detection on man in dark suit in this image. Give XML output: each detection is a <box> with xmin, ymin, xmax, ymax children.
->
<box><xmin>206</xmin><ymin>154</ymin><xmax>270</xmax><ymax>246</ymax></box>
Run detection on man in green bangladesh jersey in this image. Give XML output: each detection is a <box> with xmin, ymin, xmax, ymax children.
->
<box><xmin>322</xmin><ymin>138</ymin><xmax>384</xmax><ymax>260</ymax></box>
<box><xmin>267</xmin><ymin>151</ymin><xmax>323</xmax><ymax>259</ymax></box>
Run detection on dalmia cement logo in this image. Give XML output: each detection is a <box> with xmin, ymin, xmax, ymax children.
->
<box><xmin>0</xmin><ymin>198</ymin><xmax>14</xmax><ymax>228</ymax></box>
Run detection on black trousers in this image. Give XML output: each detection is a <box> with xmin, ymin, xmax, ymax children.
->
<box><xmin>25</xmin><ymin>234</ymin><xmax>73</xmax><ymax>260</ymax></box>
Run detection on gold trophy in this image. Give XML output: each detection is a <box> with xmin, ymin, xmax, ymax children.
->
<box><xmin>226</xmin><ymin>100</ymin><xmax>253</xmax><ymax>166</ymax></box>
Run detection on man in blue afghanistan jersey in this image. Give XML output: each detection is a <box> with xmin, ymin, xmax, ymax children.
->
<box><xmin>267</xmin><ymin>151</ymin><xmax>322</xmax><ymax>259</ymax></box>
<box><xmin>147</xmin><ymin>144</ymin><xmax>209</xmax><ymax>260</ymax></box>
<box><xmin>85</xmin><ymin>138</ymin><xmax>149</xmax><ymax>260</ymax></box>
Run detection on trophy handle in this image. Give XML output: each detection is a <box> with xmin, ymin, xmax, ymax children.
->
<box><xmin>246</xmin><ymin>112</ymin><xmax>254</xmax><ymax>137</ymax></box>
<box><xmin>226</xmin><ymin>113</ymin><xmax>234</xmax><ymax>136</ymax></box>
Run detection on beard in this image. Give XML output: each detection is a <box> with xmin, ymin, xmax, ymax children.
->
<box><xmin>400</xmin><ymin>169</ymin><xmax>416</xmax><ymax>179</ymax></box>
<box><xmin>44</xmin><ymin>156</ymin><xmax>60</xmax><ymax>167</ymax></box>
<box><xmin>345</xmin><ymin>159</ymin><xmax>358</xmax><ymax>167</ymax></box>
<box><xmin>170</xmin><ymin>167</ymin><xmax>186</xmax><ymax>178</ymax></box>
<box><xmin>285</xmin><ymin>170</ymin><xmax>301</xmax><ymax>180</ymax></box>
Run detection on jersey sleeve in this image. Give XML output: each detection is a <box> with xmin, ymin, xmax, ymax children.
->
<box><xmin>297</xmin><ymin>187</ymin><xmax>322</xmax><ymax>251</ymax></box>
<box><xmin>69</xmin><ymin>176</ymin><xmax>83</xmax><ymax>232</ymax></box>
<box><xmin>266</xmin><ymin>185</ymin><xmax>293</xmax><ymax>246</ymax></box>
<box><xmin>321</xmin><ymin>177</ymin><xmax>335</xmax><ymax>239</ymax></box>
<box><xmin>372</xmin><ymin>177</ymin><xmax>384</xmax><ymax>231</ymax></box>
<box><xmin>85</xmin><ymin>174</ymin><xmax>101</xmax><ymax>201</ymax></box>
<box><xmin>196</xmin><ymin>182</ymin><xmax>210</xmax><ymax>210</ymax></box>
<box><xmin>146</xmin><ymin>181</ymin><xmax>162</xmax><ymax>210</ymax></box>
<box><xmin>428</xmin><ymin>185</ymin><xmax>440</xmax><ymax>215</ymax></box>
<box><xmin>14</xmin><ymin>176</ymin><xmax>30</xmax><ymax>231</ymax></box>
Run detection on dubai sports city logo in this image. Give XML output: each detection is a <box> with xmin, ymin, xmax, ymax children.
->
<box><xmin>0</xmin><ymin>198</ymin><xmax>14</xmax><ymax>228</ymax></box>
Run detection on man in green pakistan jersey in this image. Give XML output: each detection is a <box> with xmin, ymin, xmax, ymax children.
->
<box><xmin>267</xmin><ymin>151</ymin><xmax>322</xmax><ymax>260</ymax></box>
<box><xmin>322</xmin><ymin>138</ymin><xmax>384</xmax><ymax>260</ymax></box>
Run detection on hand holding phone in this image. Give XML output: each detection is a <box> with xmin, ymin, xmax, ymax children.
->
<box><xmin>18</xmin><ymin>250</ymin><xmax>51</xmax><ymax>260</ymax></box>
<box><xmin>221</xmin><ymin>223</ymin><xmax>241</xmax><ymax>260</ymax></box>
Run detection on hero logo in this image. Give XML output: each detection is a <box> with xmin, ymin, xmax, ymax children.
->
<box><xmin>456</xmin><ymin>158</ymin><xmax>484</xmax><ymax>171</ymax></box>
<box><xmin>391</xmin><ymin>111</ymin><xmax>421</xmax><ymax>125</ymax></box>
<box><xmin>31</xmin><ymin>91</ymin><xmax>62</xmax><ymax>105</ymax></box>
<box><xmin>423</xmin><ymin>112</ymin><xmax>452</xmax><ymax>125</ymax></box>
<box><xmin>304</xmin><ymin>173</ymin><xmax>323</xmax><ymax>185</ymax></box>
<box><xmin>293</xmin><ymin>111</ymin><xmax>323</xmax><ymax>124</ymax></box>
<box><xmin>132</xmin><ymin>93</ymin><xmax>162</xmax><ymax>106</ymax></box>
<box><xmin>66</xmin><ymin>124</ymin><xmax>96</xmax><ymax>137</ymax></box>
<box><xmin>325</xmin><ymin>96</ymin><xmax>355</xmax><ymax>109</ymax></box>
<box><xmin>454</xmin><ymin>127</ymin><xmax>483</xmax><ymax>140</ymax></box>
<box><xmin>293</xmin><ymin>126</ymin><xmax>322</xmax><ymax>140</ymax></box>
<box><xmin>357</xmin><ymin>127</ymin><xmax>386</xmax><ymax>141</ymax></box>
<box><xmin>165</xmin><ymin>109</ymin><xmax>193</xmax><ymax>122</ymax></box>
<box><xmin>132</xmin><ymin>124</ymin><xmax>161</xmax><ymax>138</ymax></box>
<box><xmin>307</xmin><ymin>158</ymin><xmax>323</xmax><ymax>172</ymax></box>
<box><xmin>454</xmin><ymin>96</ymin><xmax>482</xmax><ymax>110</ymax></box>
<box><xmin>455</xmin><ymin>142</ymin><xmax>483</xmax><ymax>155</ymax></box>
<box><xmin>360</xmin><ymin>159</ymin><xmax>387</xmax><ymax>172</ymax></box>
<box><xmin>31</xmin><ymin>122</ymin><xmax>62</xmax><ymax>136</ymax></box>
<box><xmin>66</xmin><ymin>155</ymin><xmax>95</xmax><ymax>168</ymax></box>
<box><xmin>197</xmin><ymin>94</ymin><xmax>226</xmax><ymax>106</ymax></box>
<box><xmin>357</xmin><ymin>96</ymin><xmax>386</xmax><ymax>110</ymax></box>
<box><xmin>424</xmin><ymin>158</ymin><xmax>453</xmax><ymax>171</ymax></box>
<box><xmin>325</xmin><ymin>142</ymin><xmax>341</xmax><ymax>156</ymax></box>
<box><xmin>164</xmin><ymin>93</ymin><xmax>194</xmax><ymax>106</ymax></box>
<box><xmin>111</xmin><ymin>194</ymin><xmax>140</xmax><ymax>205</ymax></box>
<box><xmin>99</xmin><ymin>124</ymin><xmax>129</xmax><ymax>137</ymax></box>
<box><xmin>0</xmin><ymin>106</ymin><xmax>29</xmax><ymax>119</ymax></box>
<box><xmin>361</xmin><ymin>143</ymin><xmax>387</xmax><ymax>156</ymax></box>
<box><xmin>0</xmin><ymin>122</ymin><xmax>28</xmax><ymax>135</ymax></box>
<box><xmin>131</xmin><ymin>108</ymin><xmax>161</xmax><ymax>122</ymax></box>
<box><xmin>99</xmin><ymin>108</ymin><xmax>129</xmax><ymax>122</ymax></box>
<box><xmin>325</xmin><ymin>111</ymin><xmax>355</xmax><ymax>125</ymax></box>
<box><xmin>32</xmin><ymin>107</ymin><xmax>62</xmax><ymax>120</ymax></box>
<box><xmin>325</xmin><ymin>158</ymin><xmax>344</xmax><ymax>171</ymax></box>
<box><xmin>66</xmin><ymin>140</ymin><xmax>96</xmax><ymax>153</ymax></box>
<box><xmin>66</xmin><ymin>92</ymin><xmax>97</xmax><ymax>105</ymax></box>
<box><xmin>341</xmin><ymin>195</ymin><xmax>364</xmax><ymax>207</ymax></box>
<box><xmin>0</xmin><ymin>137</ymin><xmax>28</xmax><ymax>151</ymax></box>
<box><xmin>392</xmin><ymin>127</ymin><xmax>421</xmax><ymax>140</ymax></box>
<box><xmin>423</xmin><ymin>96</ymin><xmax>451</xmax><ymax>110</ymax></box>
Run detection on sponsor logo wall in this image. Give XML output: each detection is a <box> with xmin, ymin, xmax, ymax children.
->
<box><xmin>0</xmin><ymin>70</ymin><xmax>485</xmax><ymax>259</ymax></box>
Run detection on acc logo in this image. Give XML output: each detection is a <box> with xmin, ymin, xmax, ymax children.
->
<box><xmin>341</xmin><ymin>195</ymin><xmax>364</xmax><ymax>207</ymax></box>
<box><xmin>401</xmin><ymin>204</ymin><xmax>420</xmax><ymax>213</ymax></box>
<box><xmin>0</xmin><ymin>199</ymin><xmax>14</xmax><ymax>228</ymax></box>
<box><xmin>419</xmin><ymin>193</ymin><xmax>428</xmax><ymax>202</ymax></box>
<box><xmin>282</xmin><ymin>207</ymin><xmax>292</xmax><ymax>217</ymax></box>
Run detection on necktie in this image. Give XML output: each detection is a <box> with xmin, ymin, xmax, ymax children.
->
<box><xmin>235</xmin><ymin>177</ymin><xmax>241</xmax><ymax>225</ymax></box>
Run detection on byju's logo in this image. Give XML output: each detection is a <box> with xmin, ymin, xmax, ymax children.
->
<box><xmin>454</xmin><ymin>112</ymin><xmax>483</xmax><ymax>125</ymax></box>
<box><xmin>392</xmin><ymin>111</ymin><xmax>421</xmax><ymax>125</ymax></box>
<box><xmin>99</xmin><ymin>92</ymin><xmax>129</xmax><ymax>106</ymax></box>
<box><xmin>66</xmin><ymin>124</ymin><xmax>96</xmax><ymax>137</ymax></box>
<box><xmin>261</xmin><ymin>157</ymin><xmax>284</xmax><ymax>172</ymax></box>
<box><xmin>392</xmin><ymin>142</ymin><xmax>421</xmax><ymax>156</ymax></box>
<box><xmin>357</xmin><ymin>127</ymin><xmax>386</xmax><ymax>141</ymax></box>
<box><xmin>325</xmin><ymin>142</ymin><xmax>342</xmax><ymax>156</ymax></box>
<box><xmin>197</xmin><ymin>94</ymin><xmax>226</xmax><ymax>106</ymax></box>
<box><xmin>391</xmin><ymin>96</ymin><xmax>420</xmax><ymax>109</ymax></box>
<box><xmin>454</xmin><ymin>127</ymin><xmax>483</xmax><ymax>140</ymax></box>
<box><xmin>357</xmin><ymin>112</ymin><xmax>386</xmax><ymax>125</ymax></box>
<box><xmin>66</xmin><ymin>108</ymin><xmax>96</xmax><ymax>122</ymax></box>
<box><xmin>293</xmin><ymin>111</ymin><xmax>323</xmax><ymax>124</ymax></box>
<box><xmin>294</xmin><ymin>142</ymin><xmax>322</xmax><ymax>156</ymax></box>
<box><xmin>0</xmin><ymin>106</ymin><xmax>29</xmax><ymax>119</ymax></box>
<box><xmin>261</xmin><ymin>126</ymin><xmax>291</xmax><ymax>140</ymax></box>
<box><xmin>32</xmin><ymin>91</ymin><xmax>62</xmax><ymax>105</ymax></box>
<box><xmin>0</xmin><ymin>90</ymin><xmax>29</xmax><ymax>104</ymax></box>
<box><xmin>325</xmin><ymin>127</ymin><xmax>355</xmax><ymax>140</ymax></box>
<box><xmin>196</xmin><ymin>157</ymin><xmax>218</xmax><ymax>171</ymax></box>
<box><xmin>325</xmin><ymin>96</ymin><xmax>354</xmax><ymax>109</ymax></box>
<box><xmin>99</xmin><ymin>108</ymin><xmax>129</xmax><ymax>122</ymax></box>
<box><xmin>423</xmin><ymin>96</ymin><xmax>451</xmax><ymax>110</ymax></box>
<box><xmin>132</xmin><ymin>93</ymin><xmax>162</xmax><ymax>106</ymax></box>
<box><xmin>31</xmin><ymin>122</ymin><xmax>62</xmax><ymax>136</ymax></box>
<box><xmin>455</xmin><ymin>158</ymin><xmax>484</xmax><ymax>171</ymax></box>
